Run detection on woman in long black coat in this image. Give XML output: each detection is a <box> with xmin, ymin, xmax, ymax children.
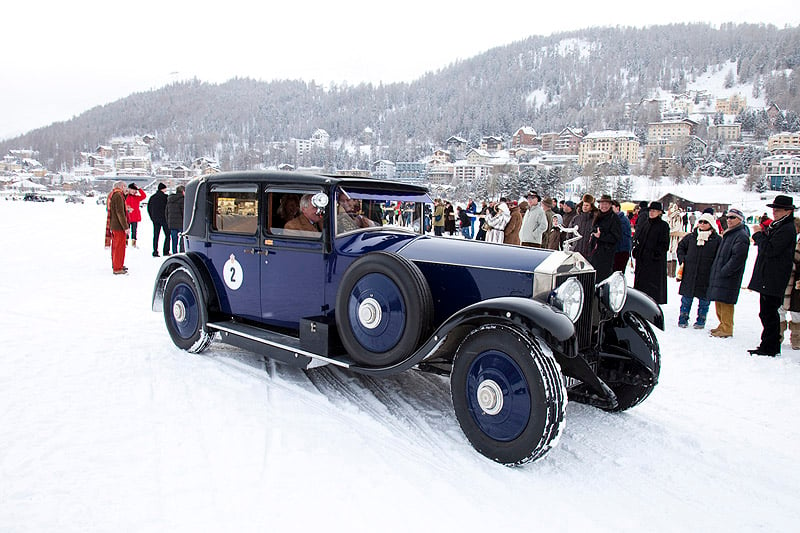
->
<box><xmin>633</xmin><ymin>202</ymin><xmax>670</xmax><ymax>304</ymax></box>
<box><xmin>676</xmin><ymin>214</ymin><xmax>721</xmax><ymax>328</ymax></box>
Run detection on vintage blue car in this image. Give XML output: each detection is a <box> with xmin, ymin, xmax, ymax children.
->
<box><xmin>152</xmin><ymin>171</ymin><xmax>663</xmax><ymax>465</ymax></box>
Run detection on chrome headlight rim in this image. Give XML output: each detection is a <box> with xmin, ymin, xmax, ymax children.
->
<box><xmin>598</xmin><ymin>271</ymin><xmax>627</xmax><ymax>313</ymax></box>
<box><xmin>550</xmin><ymin>277</ymin><xmax>584</xmax><ymax>323</ymax></box>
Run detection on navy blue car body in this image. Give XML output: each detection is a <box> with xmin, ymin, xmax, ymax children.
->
<box><xmin>153</xmin><ymin>171</ymin><xmax>663</xmax><ymax>465</ymax></box>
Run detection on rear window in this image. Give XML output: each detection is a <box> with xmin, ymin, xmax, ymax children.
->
<box><xmin>210</xmin><ymin>184</ymin><xmax>258</xmax><ymax>234</ymax></box>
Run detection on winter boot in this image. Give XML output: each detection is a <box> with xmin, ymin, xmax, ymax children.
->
<box><xmin>693</xmin><ymin>316</ymin><xmax>706</xmax><ymax>329</ymax></box>
<box><xmin>789</xmin><ymin>322</ymin><xmax>800</xmax><ymax>350</ymax></box>
<box><xmin>678</xmin><ymin>313</ymin><xmax>689</xmax><ymax>328</ymax></box>
<box><xmin>131</xmin><ymin>239</ymin><xmax>137</xmax><ymax>248</ymax></box>
<box><xmin>780</xmin><ymin>320</ymin><xmax>787</xmax><ymax>343</ymax></box>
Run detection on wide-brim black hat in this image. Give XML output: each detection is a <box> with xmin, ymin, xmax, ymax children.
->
<box><xmin>766</xmin><ymin>195</ymin><xmax>797</xmax><ymax>210</ymax></box>
<box><xmin>648</xmin><ymin>201</ymin><xmax>664</xmax><ymax>212</ymax></box>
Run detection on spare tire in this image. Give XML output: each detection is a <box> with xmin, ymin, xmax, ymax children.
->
<box><xmin>336</xmin><ymin>252</ymin><xmax>433</xmax><ymax>367</ymax></box>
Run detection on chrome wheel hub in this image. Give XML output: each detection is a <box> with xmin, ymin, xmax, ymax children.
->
<box><xmin>476</xmin><ymin>379</ymin><xmax>504</xmax><ymax>415</ymax></box>
<box><xmin>172</xmin><ymin>300</ymin><xmax>187</xmax><ymax>323</ymax></box>
<box><xmin>357</xmin><ymin>297</ymin><xmax>382</xmax><ymax>329</ymax></box>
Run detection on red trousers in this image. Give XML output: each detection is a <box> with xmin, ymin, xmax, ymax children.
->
<box><xmin>111</xmin><ymin>230</ymin><xmax>127</xmax><ymax>271</ymax></box>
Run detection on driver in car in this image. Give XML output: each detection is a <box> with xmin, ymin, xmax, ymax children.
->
<box><xmin>284</xmin><ymin>194</ymin><xmax>323</xmax><ymax>237</ymax></box>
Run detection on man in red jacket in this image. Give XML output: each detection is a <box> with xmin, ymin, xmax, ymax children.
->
<box><xmin>106</xmin><ymin>181</ymin><xmax>130</xmax><ymax>275</ymax></box>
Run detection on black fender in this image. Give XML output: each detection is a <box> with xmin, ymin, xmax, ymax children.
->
<box><xmin>349</xmin><ymin>296</ymin><xmax>575</xmax><ymax>376</ymax></box>
<box><xmin>620</xmin><ymin>287</ymin><xmax>664</xmax><ymax>330</ymax></box>
<box><xmin>151</xmin><ymin>253</ymin><xmax>219</xmax><ymax>316</ymax></box>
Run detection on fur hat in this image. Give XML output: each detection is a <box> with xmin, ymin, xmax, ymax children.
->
<box><xmin>697</xmin><ymin>213</ymin><xmax>716</xmax><ymax>227</ymax></box>
<box><xmin>648</xmin><ymin>201</ymin><xmax>664</xmax><ymax>212</ymax></box>
<box><xmin>128</xmin><ymin>183</ymin><xmax>138</xmax><ymax>190</ymax></box>
<box><xmin>581</xmin><ymin>193</ymin><xmax>595</xmax><ymax>205</ymax></box>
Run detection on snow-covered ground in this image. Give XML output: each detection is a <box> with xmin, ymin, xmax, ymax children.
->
<box><xmin>1</xmin><ymin>196</ymin><xmax>799</xmax><ymax>532</ymax></box>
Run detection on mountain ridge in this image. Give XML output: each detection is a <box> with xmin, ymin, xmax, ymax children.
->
<box><xmin>3</xmin><ymin>22</ymin><xmax>799</xmax><ymax>171</ymax></box>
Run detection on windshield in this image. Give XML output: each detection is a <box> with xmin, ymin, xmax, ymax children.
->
<box><xmin>335</xmin><ymin>187</ymin><xmax>431</xmax><ymax>236</ymax></box>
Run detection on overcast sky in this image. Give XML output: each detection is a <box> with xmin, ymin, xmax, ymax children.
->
<box><xmin>2</xmin><ymin>0</ymin><xmax>798</xmax><ymax>141</ymax></box>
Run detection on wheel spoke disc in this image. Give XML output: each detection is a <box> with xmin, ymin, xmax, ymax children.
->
<box><xmin>466</xmin><ymin>350</ymin><xmax>531</xmax><ymax>441</ymax></box>
<box><xmin>170</xmin><ymin>283</ymin><xmax>199</xmax><ymax>339</ymax></box>
<box><xmin>347</xmin><ymin>273</ymin><xmax>406</xmax><ymax>352</ymax></box>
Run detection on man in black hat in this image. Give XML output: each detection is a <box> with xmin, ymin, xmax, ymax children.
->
<box><xmin>747</xmin><ymin>195</ymin><xmax>798</xmax><ymax>356</ymax></box>
<box><xmin>632</xmin><ymin>201</ymin><xmax>670</xmax><ymax>304</ymax></box>
<box><xmin>147</xmin><ymin>182</ymin><xmax>170</xmax><ymax>257</ymax></box>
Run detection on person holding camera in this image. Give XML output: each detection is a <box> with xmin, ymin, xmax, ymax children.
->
<box><xmin>587</xmin><ymin>194</ymin><xmax>622</xmax><ymax>282</ymax></box>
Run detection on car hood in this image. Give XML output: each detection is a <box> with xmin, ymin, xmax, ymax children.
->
<box><xmin>399</xmin><ymin>235</ymin><xmax>553</xmax><ymax>273</ymax></box>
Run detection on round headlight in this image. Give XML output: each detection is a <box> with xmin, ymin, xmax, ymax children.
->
<box><xmin>599</xmin><ymin>271</ymin><xmax>627</xmax><ymax>313</ymax></box>
<box><xmin>551</xmin><ymin>277</ymin><xmax>584</xmax><ymax>323</ymax></box>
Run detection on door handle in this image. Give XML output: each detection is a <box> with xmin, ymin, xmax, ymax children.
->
<box><xmin>244</xmin><ymin>248</ymin><xmax>269</xmax><ymax>255</ymax></box>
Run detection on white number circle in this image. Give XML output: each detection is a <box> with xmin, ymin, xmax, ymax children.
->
<box><xmin>224</xmin><ymin>254</ymin><xmax>243</xmax><ymax>290</ymax></box>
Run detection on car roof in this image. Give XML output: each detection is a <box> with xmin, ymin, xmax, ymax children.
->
<box><xmin>201</xmin><ymin>170</ymin><xmax>429</xmax><ymax>194</ymax></box>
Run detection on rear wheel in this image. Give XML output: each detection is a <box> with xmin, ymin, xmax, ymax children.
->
<box><xmin>163</xmin><ymin>269</ymin><xmax>214</xmax><ymax>353</ymax></box>
<box><xmin>450</xmin><ymin>324</ymin><xmax>566</xmax><ymax>465</ymax></box>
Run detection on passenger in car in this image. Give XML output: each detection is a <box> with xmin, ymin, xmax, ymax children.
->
<box><xmin>277</xmin><ymin>194</ymin><xmax>300</xmax><ymax>227</ymax></box>
<box><xmin>284</xmin><ymin>194</ymin><xmax>323</xmax><ymax>237</ymax></box>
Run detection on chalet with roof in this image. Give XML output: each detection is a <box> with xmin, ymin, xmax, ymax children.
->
<box><xmin>766</xmin><ymin>103</ymin><xmax>782</xmax><ymax>128</ymax></box>
<box><xmin>511</xmin><ymin>127</ymin><xmax>538</xmax><ymax>148</ymax></box>
<box><xmin>430</xmin><ymin>149</ymin><xmax>452</xmax><ymax>165</ymax></box>
<box><xmin>445</xmin><ymin>136</ymin><xmax>468</xmax><ymax>159</ymax></box>
<box><xmin>480</xmin><ymin>136</ymin><xmax>504</xmax><ymax>153</ymax></box>
<box><xmin>465</xmin><ymin>148</ymin><xmax>491</xmax><ymax>165</ymax></box>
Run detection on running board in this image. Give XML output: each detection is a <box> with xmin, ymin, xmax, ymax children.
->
<box><xmin>207</xmin><ymin>321</ymin><xmax>352</xmax><ymax>369</ymax></box>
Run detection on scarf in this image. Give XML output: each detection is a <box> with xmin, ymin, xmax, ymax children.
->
<box><xmin>696</xmin><ymin>229</ymin><xmax>712</xmax><ymax>246</ymax></box>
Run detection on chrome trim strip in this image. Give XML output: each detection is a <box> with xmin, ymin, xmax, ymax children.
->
<box><xmin>207</xmin><ymin>322</ymin><xmax>350</xmax><ymax>368</ymax></box>
<box><xmin>409</xmin><ymin>258</ymin><xmax>533</xmax><ymax>274</ymax></box>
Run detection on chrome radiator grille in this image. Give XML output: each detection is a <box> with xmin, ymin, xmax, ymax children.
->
<box><xmin>554</xmin><ymin>271</ymin><xmax>595</xmax><ymax>350</ymax></box>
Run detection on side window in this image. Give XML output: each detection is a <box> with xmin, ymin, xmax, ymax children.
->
<box><xmin>268</xmin><ymin>191</ymin><xmax>323</xmax><ymax>239</ymax></box>
<box><xmin>210</xmin><ymin>185</ymin><xmax>258</xmax><ymax>234</ymax></box>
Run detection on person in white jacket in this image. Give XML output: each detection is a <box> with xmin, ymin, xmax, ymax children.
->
<box><xmin>520</xmin><ymin>191</ymin><xmax>547</xmax><ymax>247</ymax></box>
<box><xmin>485</xmin><ymin>200</ymin><xmax>510</xmax><ymax>243</ymax></box>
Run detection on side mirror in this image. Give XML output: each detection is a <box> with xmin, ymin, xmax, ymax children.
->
<box><xmin>312</xmin><ymin>192</ymin><xmax>329</xmax><ymax>210</ymax></box>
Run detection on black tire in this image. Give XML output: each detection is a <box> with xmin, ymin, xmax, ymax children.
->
<box><xmin>450</xmin><ymin>324</ymin><xmax>567</xmax><ymax>466</ymax></box>
<box><xmin>336</xmin><ymin>252</ymin><xmax>433</xmax><ymax>367</ymax></box>
<box><xmin>163</xmin><ymin>268</ymin><xmax>214</xmax><ymax>353</ymax></box>
<box><xmin>602</xmin><ymin>313</ymin><xmax>660</xmax><ymax>411</ymax></box>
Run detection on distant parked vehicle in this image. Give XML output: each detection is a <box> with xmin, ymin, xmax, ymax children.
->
<box><xmin>65</xmin><ymin>195</ymin><xmax>84</xmax><ymax>204</ymax></box>
<box><xmin>96</xmin><ymin>196</ymin><xmax>107</xmax><ymax>205</ymax></box>
<box><xmin>23</xmin><ymin>193</ymin><xmax>54</xmax><ymax>202</ymax></box>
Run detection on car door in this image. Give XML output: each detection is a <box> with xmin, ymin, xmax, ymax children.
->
<box><xmin>204</xmin><ymin>183</ymin><xmax>263</xmax><ymax>321</ymax></box>
<box><xmin>260</xmin><ymin>188</ymin><xmax>327</xmax><ymax>329</ymax></box>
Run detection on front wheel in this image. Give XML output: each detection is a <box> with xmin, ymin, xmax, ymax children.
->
<box><xmin>450</xmin><ymin>324</ymin><xmax>566</xmax><ymax>466</ymax></box>
<box><xmin>163</xmin><ymin>268</ymin><xmax>214</xmax><ymax>353</ymax></box>
<box><xmin>599</xmin><ymin>312</ymin><xmax>661</xmax><ymax>412</ymax></box>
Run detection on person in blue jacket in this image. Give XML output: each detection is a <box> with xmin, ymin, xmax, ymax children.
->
<box><xmin>612</xmin><ymin>200</ymin><xmax>632</xmax><ymax>273</ymax></box>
